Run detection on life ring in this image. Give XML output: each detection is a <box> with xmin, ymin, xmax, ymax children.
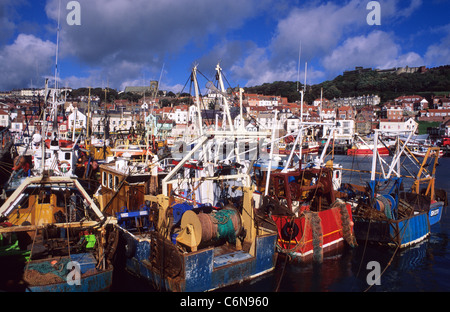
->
<box><xmin>281</xmin><ymin>220</ymin><xmax>299</xmax><ymax>241</ymax></box>
<box><xmin>59</xmin><ymin>160</ymin><xmax>71</xmax><ymax>173</ymax></box>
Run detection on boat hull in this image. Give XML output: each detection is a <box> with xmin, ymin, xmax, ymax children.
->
<box><xmin>119</xmin><ymin>229</ymin><xmax>277</xmax><ymax>292</ymax></box>
<box><xmin>428</xmin><ymin>202</ymin><xmax>444</xmax><ymax>226</ymax></box>
<box><xmin>353</xmin><ymin>211</ymin><xmax>430</xmax><ymax>248</ymax></box>
<box><xmin>26</xmin><ymin>268</ymin><xmax>113</xmax><ymax>292</ymax></box>
<box><xmin>279</xmin><ymin>146</ymin><xmax>320</xmax><ymax>156</ymax></box>
<box><xmin>0</xmin><ymin>253</ymin><xmax>114</xmax><ymax>292</ymax></box>
<box><xmin>347</xmin><ymin>147</ymin><xmax>390</xmax><ymax>156</ymax></box>
<box><xmin>272</xmin><ymin>203</ymin><xmax>356</xmax><ymax>262</ymax></box>
<box><xmin>411</xmin><ymin>151</ymin><xmax>444</xmax><ymax>158</ymax></box>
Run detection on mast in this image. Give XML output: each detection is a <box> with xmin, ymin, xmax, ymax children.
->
<box><xmin>301</xmin><ymin>62</ymin><xmax>307</xmax><ymax>123</ymax></box>
<box><xmin>370</xmin><ymin>130</ymin><xmax>378</xmax><ymax>181</ymax></box>
<box><xmin>87</xmin><ymin>87</ymin><xmax>91</xmax><ymax>142</ymax></box>
<box><xmin>239</xmin><ymin>88</ymin><xmax>244</xmax><ymax>131</ymax></box>
<box><xmin>54</xmin><ymin>0</ymin><xmax>61</xmax><ymax>96</ymax></box>
<box><xmin>265</xmin><ymin>110</ymin><xmax>278</xmax><ymax>196</ymax></box>
<box><xmin>216</xmin><ymin>64</ymin><xmax>234</xmax><ymax>133</ymax></box>
<box><xmin>192</xmin><ymin>65</ymin><xmax>204</xmax><ymax>136</ymax></box>
<box><xmin>320</xmin><ymin>88</ymin><xmax>323</xmax><ymax>122</ymax></box>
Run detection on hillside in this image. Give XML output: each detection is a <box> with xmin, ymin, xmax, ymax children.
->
<box><xmin>244</xmin><ymin>65</ymin><xmax>450</xmax><ymax>104</ymax></box>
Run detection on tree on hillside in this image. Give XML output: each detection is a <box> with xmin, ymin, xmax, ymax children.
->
<box><xmin>242</xmin><ymin>66</ymin><xmax>450</xmax><ymax>104</ymax></box>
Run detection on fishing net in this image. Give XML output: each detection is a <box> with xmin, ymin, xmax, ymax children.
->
<box><xmin>24</xmin><ymin>258</ymin><xmax>71</xmax><ymax>285</ymax></box>
<box><xmin>335</xmin><ymin>200</ymin><xmax>358</xmax><ymax>248</ymax></box>
<box><xmin>308</xmin><ymin>211</ymin><xmax>323</xmax><ymax>263</ymax></box>
<box><xmin>214</xmin><ymin>209</ymin><xmax>238</xmax><ymax>244</ymax></box>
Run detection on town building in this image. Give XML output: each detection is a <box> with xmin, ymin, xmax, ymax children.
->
<box><xmin>0</xmin><ymin>110</ymin><xmax>9</xmax><ymax>128</ymax></box>
<box><xmin>379</xmin><ymin>118</ymin><xmax>418</xmax><ymax>133</ymax></box>
<box><xmin>330</xmin><ymin>95</ymin><xmax>380</xmax><ymax>107</ymax></box>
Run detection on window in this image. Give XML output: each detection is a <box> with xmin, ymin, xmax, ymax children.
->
<box><xmin>65</xmin><ymin>152</ymin><xmax>71</xmax><ymax>160</ymax></box>
<box><xmin>114</xmin><ymin>176</ymin><xmax>119</xmax><ymax>190</ymax></box>
<box><xmin>108</xmin><ymin>174</ymin><xmax>113</xmax><ymax>189</ymax></box>
<box><xmin>102</xmin><ymin>172</ymin><xmax>107</xmax><ymax>187</ymax></box>
<box><xmin>38</xmin><ymin>193</ymin><xmax>51</xmax><ymax>204</ymax></box>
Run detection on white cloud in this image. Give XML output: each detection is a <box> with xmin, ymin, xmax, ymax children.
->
<box><xmin>397</xmin><ymin>0</ymin><xmax>422</xmax><ymax>18</ymax></box>
<box><xmin>425</xmin><ymin>24</ymin><xmax>450</xmax><ymax>66</ymax></box>
<box><xmin>228</xmin><ymin>0</ymin><xmax>368</xmax><ymax>85</ymax></box>
<box><xmin>270</xmin><ymin>0</ymin><xmax>367</xmax><ymax>63</ymax></box>
<box><xmin>0</xmin><ymin>34</ymin><xmax>55</xmax><ymax>90</ymax></box>
<box><xmin>322</xmin><ymin>30</ymin><xmax>424</xmax><ymax>74</ymax></box>
<box><xmin>230</xmin><ymin>47</ymin><xmax>325</xmax><ymax>87</ymax></box>
<box><xmin>228</xmin><ymin>0</ymin><xmax>425</xmax><ymax>86</ymax></box>
<box><xmin>0</xmin><ymin>0</ymin><xmax>22</xmax><ymax>44</ymax></box>
<box><xmin>0</xmin><ymin>0</ymin><xmax>441</xmax><ymax>91</ymax></box>
<box><xmin>43</xmin><ymin>0</ymin><xmax>273</xmax><ymax>90</ymax></box>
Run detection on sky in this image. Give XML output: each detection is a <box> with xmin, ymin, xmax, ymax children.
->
<box><xmin>0</xmin><ymin>0</ymin><xmax>449</xmax><ymax>93</ymax></box>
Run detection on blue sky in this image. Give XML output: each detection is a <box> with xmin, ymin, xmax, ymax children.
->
<box><xmin>0</xmin><ymin>0</ymin><xmax>449</xmax><ymax>93</ymax></box>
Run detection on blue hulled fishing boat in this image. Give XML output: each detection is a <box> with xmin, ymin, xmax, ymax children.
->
<box><xmin>94</xmin><ymin>65</ymin><xmax>278</xmax><ymax>292</ymax></box>
<box><xmin>343</xmin><ymin>129</ymin><xmax>446</xmax><ymax>248</ymax></box>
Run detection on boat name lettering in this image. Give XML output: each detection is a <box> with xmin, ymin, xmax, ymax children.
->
<box><xmin>430</xmin><ymin>209</ymin><xmax>440</xmax><ymax>217</ymax></box>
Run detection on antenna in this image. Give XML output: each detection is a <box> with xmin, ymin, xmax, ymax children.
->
<box><xmin>297</xmin><ymin>41</ymin><xmax>302</xmax><ymax>92</ymax></box>
<box><xmin>54</xmin><ymin>0</ymin><xmax>61</xmax><ymax>93</ymax></box>
<box><xmin>155</xmin><ymin>63</ymin><xmax>165</xmax><ymax>100</ymax></box>
<box><xmin>304</xmin><ymin>61</ymin><xmax>307</xmax><ymax>93</ymax></box>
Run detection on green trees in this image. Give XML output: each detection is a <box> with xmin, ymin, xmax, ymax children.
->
<box><xmin>243</xmin><ymin>65</ymin><xmax>450</xmax><ymax>103</ymax></box>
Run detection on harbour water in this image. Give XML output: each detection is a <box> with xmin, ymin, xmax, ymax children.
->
<box><xmin>110</xmin><ymin>155</ymin><xmax>450</xmax><ymax>293</ymax></box>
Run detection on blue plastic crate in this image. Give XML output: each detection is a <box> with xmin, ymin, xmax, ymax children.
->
<box><xmin>70</xmin><ymin>253</ymin><xmax>97</xmax><ymax>275</ymax></box>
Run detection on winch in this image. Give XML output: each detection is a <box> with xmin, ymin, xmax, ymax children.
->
<box><xmin>176</xmin><ymin>205</ymin><xmax>243</xmax><ymax>251</ymax></box>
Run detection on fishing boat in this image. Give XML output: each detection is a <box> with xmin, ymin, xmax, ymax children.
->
<box><xmin>6</xmin><ymin>129</ymin><xmax>99</xmax><ymax>199</ymax></box>
<box><xmin>95</xmin><ymin>65</ymin><xmax>277</xmax><ymax>292</ymax></box>
<box><xmin>347</xmin><ymin>129</ymin><xmax>447</xmax><ymax>248</ymax></box>
<box><xmin>279</xmin><ymin>133</ymin><xmax>320</xmax><ymax>156</ymax></box>
<box><xmin>115</xmin><ymin>138</ymin><xmax>276</xmax><ymax>291</ymax></box>
<box><xmin>347</xmin><ymin>142</ymin><xmax>390</xmax><ymax>156</ymax></box>
<box><xmin>254</xmin><ymin>127</ymin><xmax>357</xmax><ymax>262</ymax></box>
<box><xmin>0</xmin><ymin>176</ymin><xmax>118</xmax><ymax>292</ymax></box>
<box><xmin>406</xmin><ymin>146</ymin><xmax>447</xmax><ymax>226</ymax></box>
<box><xmin>407</xmin><ymin>144</ymin><xmax>444</xmax><ymax>158</ymax></box>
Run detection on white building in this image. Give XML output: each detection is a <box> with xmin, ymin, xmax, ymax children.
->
<box><xmin>0</xmin><ymin>110</ymin><xmax>9</xmax><ymax>128</ymax></box>
<box><xmin>379</xmin><ymin>118</ymin><xmax>418</xmax><ymax>133</ymax></box>
<box><xmin>256</xmin><ymin>111</ymin><xmax>280</xmax><ymax>131</ymax></box>
<box><xmin>286</xmin><ymin>117</ymin><xmax>300</xmax><ymax>134</ymax></box>
<box><xmin>109</xmin><ymin>112</ymin><xmax>133</xmax><ymax>132</ymax></box>
<box><xmin>188</xmin><ymin>105</ymin><xmax>199</xmax><ymax>123</ymax></box>
<box><xmin>172</xmin><ymin>105</ymin><xmax>189</xmax><ymax>124</ymax></box>
<box><xmin>331</xmin><ymin>94</ymin><xmax>380</xmax><ymax>107</ymax></box>
<box><xmin>67</xmin><ymin>109</ymin><xmax>87</xmax><ymax>132</ymax></box>
<box><xmin>320</xmin><ymin>108</ymin><xmax>337</xmax><ymax>121</ymax></box>
<box><xmin>323</xmin><ymin>120</ymin><xmax>355</xmax><ymax>142</ymax></box>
